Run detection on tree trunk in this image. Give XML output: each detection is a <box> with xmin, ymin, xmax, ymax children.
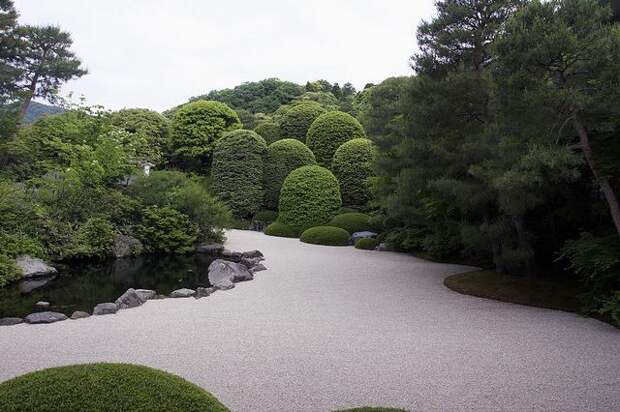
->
<box><xmin>572</xmin><ymin>117</ymin><xmax>620</xmax><ymax>237</ymax></box>
<box><xmin>17</xmin><ymin>73</ymin><xmax>39</xmax><ymax>127</ymax></box>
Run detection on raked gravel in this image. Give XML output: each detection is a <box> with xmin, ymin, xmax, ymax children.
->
<box><xmin>0</xmin><ymin>230</ymin><xmax>618</xmax><ymax>411</ymax></box>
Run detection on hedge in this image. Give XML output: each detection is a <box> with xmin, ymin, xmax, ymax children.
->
<box><xmin>328</xmin><ymin>212</ymin><xmax>372</xmax><ymax>234</ymax></box>
<box><xmin>0</xmin><ymin>363</ymin><xmax>229</xmax><ymax>412</ymax></box>
<box><xmin>278</xmin><ymin>165</ymin><xmax>342</xmax><ymax>233</ymax></box>
<box><xmin>332</xmin><ymin>138</ymin><xmax>377</xmax><ymax>208</ymax></box>
<box><xmin>306</xmin><ymin>111</ymin><xmax>366</xmax><ymax>167</ymax></box>
<box><xmin>355</xmin><ymin>238</ymin><xmax>379</xmax><ymax>250</ymax></box>
<box><xmin>264</xmin><ymin>221</ymin><xmax>298</xmax><ymax>238</ymax></box>
<box><xmin>254</xmin><ymin>120</ymin><xmax>281</xmax><ymax>144</ymax></box>
<box><xmin>300</xmin><ymin>226</ymin><xmax>351</xmax><ymax>246</ymax></box>
<box><xmin>279</xmin><ymin>102</ymin><xmax>326</xmax><ymax>141</ymax></box>
<box><xmin>211</xmin><ymin>129</ymin><xmax>268</xmax><ymax>218</ymax></box>
<box><xmin>264</xmin><ymin>139</ymin><xmax>316</xmax><ymax>210</ymax></box>
<box><xmin>169</xmin><ymin>100</ymin><xmax>241</xmax><ymax>170</ymax></box>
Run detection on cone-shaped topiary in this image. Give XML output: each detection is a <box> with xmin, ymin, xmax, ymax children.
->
<box><xmin>254</xmin><ymin>120</ymin><xmax>281</xmax><ymax>144</ymax></box>
<box><xmin>300</xmin><ymin>226</ymin><xmax>351</xmax><ymax>246</ymax></box>
<box><xmin>211</xmin><ymin>129</ymin><xmax>267</xmax><ymax>218</ymax></box>
<box><xmin>331</xmin><ymin>138</ymin><xmax>377</xmax><ymax>208</ymax></box>
<box><xmin>170</xmin><ymin>100</ymin><xmax>241</xmax><ymax>171</ymax></box>
<box><xmin>264</xmin><ymin>139</ymin><xmax>316</xmax><ymax>210</ymax></box>
<box><xmin>279</xmin><ymin>102</ymin><xmax>326</xmax><ymax>141</ymax></box>
<box><xmin>278</xmin><ymin>165</ymin><xmax>342</xmax><ymax>233</ymax></box>
<box><xmin>306</xmin><ymin>111</ymin><xmax>366</xmax><ymax>167</ymax></box>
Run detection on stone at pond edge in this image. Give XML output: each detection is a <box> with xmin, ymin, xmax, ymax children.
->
<box><xmin>208</xmin><ymin>259</ymin><xmax>253</xmax><ymax>290</ymax></box>
<box><xmin>196</xmin><ymin>243</ymin><xmax>224</xmax><ymax>255</ymax></box>
<box><xmin>93</xmin><ymin>303</ymin><xmax>119</xmax><ymax>316</ymax></box>
<box><xmin>115</xmin><ymin>288</ymin><xmax>146</xmax><ymax>309</ymax></box>
<box><xmin>25</xmin><ymin>311</ymin><xmax>67</xmax><ymax>324</ymax></box>
<box><xmin>15</xmin><ymin>255</ymin><xmax>58</xmax><ymax>279</ymax></box>
<box><xmin>195</xmin><ymin>287</ymin><xmax>216</xmax><ymax>299</ymax></box>
<box><xmin>35</xmin><ymin>301</ymin><xmax>50</xmax><ymax>308</ymax></box>
<box><xmin>351</xmin><ymin>231</ymin><xmax>378</xmax><ymax>244</ymax></box>
<box><xmin>242</xmin><ymin>249</ymin><xmax>264</xmax><ymax>259</ymax></box>
<box><xmin>0</xmin><ymin>317</ymin><xmax>24</xmax><ymax>326</ymax></box>
<box><xmin>70</xmin><ymin>311</ymin><xmax>90</xmax><ymax>320</ymax></box>
<box><xmin>135</xmin><ymin>289</ymin><xmax>156</xmax><ymax>301</ymax></box>
<box><xmin>19</xmin><ymin>276</ymin><xmax>56</xmax><ymax>293</ymax></box>
<box><xmin>250</xmin><ymin>263</ymin><xmax>267</xmax><ymax>274</ymax></box>
<box><xmin>169</xmin><ymin>288</ymin><xmax>196</xmax><ymax>298</ymax></box>
<box><xmin>112</xmin><ymin>234</ymin><xmax>144</xmax><ymax>258</ymax></box>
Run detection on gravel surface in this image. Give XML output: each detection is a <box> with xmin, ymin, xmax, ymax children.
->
<box><xmin>1</xmin><ymin>230</ymin><xmax>618</xmax><ymax>411</ymax></box>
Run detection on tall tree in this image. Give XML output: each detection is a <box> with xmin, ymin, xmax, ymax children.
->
<box><xmin>0</xmin><ymin>0</ymin><xmax>18</xmax><ymax>104</ymax></box>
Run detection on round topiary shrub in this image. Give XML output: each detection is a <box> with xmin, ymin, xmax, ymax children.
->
<box><xmin>264</xmin><ymin>221</ymin><xmax>298</xmax><ymax>238</ymax></box>
<box><xmin>169</xmin><ymin>100</ymin><xmax>241</xmax><ymax>170</ymax></box>
<box><xmin>278</xmin><ymin>165</ymin><xmax>342</xmax><ymax>232</ymax></box>
<box><xmin>332</xmin><ymin>138</ymin><xmax>377</xmax><ymax>208</ymax></box>
<box><xmin>279</xmin><ymin>102</ymin><xmax>326</xmax><ymax>141</ymax></box>
<box><xmin>254</xmin><ymin>120</ymin><xmax>281</xmax><ymax>144</ymax></box>
<box><xmin>0</xmin><ymin>363</ymin><xmax>229</xmax><ymax>412</ymax></box>
<box><xmin>300</xmin><ymin>226</ymin><xmax>351</xmax><ymax>246</ymax></box>
<box><xmin>328</xmin><ymin>212</ymin><xmax>372</xmax><ymax>234</ymax></box>
<box><xmin>355</xmin><ymin>237</ymin><xmax>379</xmax><ymax>250</ymax></box>
<box><xmin>211</xmin><ymin>129</ymin><xmax>268</xmax><ymax>219</ymax></box>
<box><xmin>264</xmin><ymin>139</ymin><xmax>316</xmax><ymax>210</ymax></box>
<box><xmin>306</xmin><ymin>111</ymin><xmax>366</xmax><ymax>167</ymax></box>
<box><xmin>109</xmin><ymin>108</ymin><xmax>170</xmax><ymax>160</ymax></box>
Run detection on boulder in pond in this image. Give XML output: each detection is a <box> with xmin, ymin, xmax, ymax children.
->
<box><xmin>15</xmin><ymin>256</ymin><xmax>57</xmax><ymax>279</ymax></box>
<box><xmin>111</xmin><ymin>234</ymin><xmax>144</xmax><ymax>258</ymax></box>
<box><xmin>70</xmin><ymin>311</ymin><xmax>90</xmax><ymax>320</ymax></box>
<box><xmin>208</xmin><ymin>259</ymin><xmax>253</xmax><ymax>290</ymax></box>
<box><xmin>196</xmin><ymin>243</ymin><xmax>224</xmax><ymax>255</ymax></box>
<box><xmin>25</xmin><ymin>311</ymin><xmax>67</xmax><ymax>324</ymax></box>
<box><xmin>195</xmin><ymin>287</ymin><xmax>216</xmax><ymax>299</ymax></box>
<box><xmin>115</xmin><ymin>288</ymin><xmax>146</xmax><ymax>309</ymax></box>
<box><xmin>169</xmin><ymin>288</ymin><xmax>196</xmax><ymax>298</ymax></box>
<box><xmin>93</xmin><ymin>303</ymin><xmax>119</xmax><ymax>316</ymax></box>
<box><xmin>135</xmin><ymin>289</ymin><xmax>156</xmax><ymax>301</ymax></box>
<box><xmin>19</xmin><ymin>276</ymin><xmax>57</xmax><ymax>293</ymax></box>
<box><xmin>0</xmin><ymin>317</ymin><xmax>24</xmax><ymax>326</ymax></box>
<box><xmin>351</xmin><ymin>231</ymin><xmax>378</xmax><ymax>244</ymax></box>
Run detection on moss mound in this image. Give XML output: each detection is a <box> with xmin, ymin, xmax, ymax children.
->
<box><xmin>279</xmin><ymin>102</ymin><xmax>326</xmax><ymax>141</ymax></box>
<box><xmin>254</xmin><ymin>120</ymin><xmax>281</xmax><ymax>144</ymax></box>
<box><xmin>306</xmin><ymin>111</ymin><xmax>366</xmax><ymax>167</ymax></box>
<box><xmin>300</xmin><ymin>226</ymin><xmax>351</xmax><ymax>246</ymax></box>
<box><xmin>355</xmin><ymin>238</ymin><xmax>379</xmax><ymax>250</ymax></box>
<box><xmin>278</xmin><ymin>165</ymin><xmax>342</xmax><ymax>233</ymax></box>
<box><xmin>264</xmin><ymin>139</ymin><xmax>316</xmax><ymax>209</ymax></box>
<box><xmin>328</xmin><ymin>212</ymin><xmax>372</xmax><ymax>234</ymax></box>
<box><xmin>211</xmin><ymin>129</ymin><xmax>267</xmax><ymax>218</ymax></box>
<box><xmin>0</xmin><ymin>363</ymin><xmax>229</xmax><ymax>412</ymax></box>
<box><xmin>332</xmin><ymin>138</ymin><xmax>377</xmax><ymax>208</ymax></box>
<box><xmin>264</xmin><ymin>221</ymin><xmax>298</xmax><ymax>238</ymax></box>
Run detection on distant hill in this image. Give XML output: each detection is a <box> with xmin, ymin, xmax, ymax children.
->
<box><xmin>23</xmin><ymin>102</ymin><xmax>64</xmax><ymax>124</ymax></box>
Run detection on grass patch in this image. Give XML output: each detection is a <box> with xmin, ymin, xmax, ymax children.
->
<box><xmin>0</xmin><ymin>363</ymin><xmax>229</xmax><ymax>412</ymax></box>
<box><xmin>444</xmin><ymin>270</ymin><xmax>582</xmax><ymax>313</ymax></box>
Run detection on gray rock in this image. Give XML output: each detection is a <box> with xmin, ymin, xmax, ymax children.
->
<box><xmin>351</xmin><ymin>231</ymin><xmax>378</xmax><ymax>244</ymax></box>
<box><xmin>35</xmin><ymin>301</ymin><xmax>50</xmax><ymax>308</ymax></box>
<box><xmin>242</xmin><ymin>249</ymin><xmax>264</xmax><ymax>259</ymax></box>
<box><xmin>377</xmin><ymin>242</ymin><xmax>392</xmax><ymax>251</ymax></box>
<box><xmin>70</xmin><ymin>311</ymin><xmax>90</xmax><ymax>320</ymax></box>
<box><xmin>15</xmin><ymin>256</ymin><xmax>58</xmax><ymax>279</ymax></box>
<box><xmin>221</xmin><ymin>249</ymin><xmax>242</xmax><ymax>262</ymax></box>
<box><xmin>250</xmin><ymin>263</ymin><xmax>267</xmax><ymax>274</ymax></box>
<box><xmin>111</xmin><ymin>234</ymin><xmax>143</xmax><ymax>258</ymax></box>
<box><xmin>196</xmin><ymin>243</ymin><xmax>224</xmax><ymax>255</ymax></box>
<box><xmin>115</xmin><ymin>288</ymin><xmax>146</xmax><ymax>309</ymax></box>
<box><xmin>25</xmin><ymin>311</ymin><xmax>67</xmax><ymax>324</ymax></box>
<box><xmin>195</xmin><ymin>286</ymin><xmax>216</xmax><ymax>299</ymax></box>
<box><xmin>0</xmin><ymin>317</ymin><xmax>24</xmax><ymax>326</ymax></box>
<box><xmin>93</xmin><ymin>302</ymin><xmax>119</xmax><ymax>316</ymax></box>
<box><xmin>240</xmin><ymin>257</ymin><xmax>263</xmax><ymax>269</ymax></box>
<box><xmin>19</xmin><ymin>276</ymin><xmax>56</xmax><ymax>293</ymax></box>
<box><xmin>208</xmin><ymin>259</ymin><xmax>253</xmax><ymax>290</ymax></box>
<box><xmin>135</xmin><ymin>289</ymin><xmax>156</xmax><ymax>301</ymax></box>
<box><xmin>169</xmin><ymin>288</ymin><xmax>196</xmax><ymax>298</ymax></box>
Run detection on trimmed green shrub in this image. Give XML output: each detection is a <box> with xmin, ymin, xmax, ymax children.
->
<box><xmin>306</xmin><ymin>111</ymin><xmax>366</xmax><ymax>167</ymax></box>
<box><xmin>169</xmin><ymin>100</ymin><xmax>241</xmax><ymax>170</ymax></box>
<box><xmin>254</xmin><ymin>120</ymin><xmax>281</xmax><ymax>144</ymax></box>
<box><xmin>355</xmin><ymin>237</ymin><xmax>379</xmax><ymax>250</ymax></box>
<box><xmin>129</xmin><ymin>170</ymin><xmax>189</xmax><ymax>207</ymax></box>
<box><xmin>211</xmin><ymin>129</ymin><xmax>268</xmax><ymax>218</ymax></box>
<box><xmin>332</xmin><ymin>138</ymin><xmax>377</xmax><ymax>208</ymax></box>
<box><xmin>138</xmin><ymin>206</ymin><xmax>198</xmax><ymax>253</ymax></box>
<box><xmin>64</xmin><ymin>217</ymin><xmax>116</xmax><ymax>260</ymax></box>
<box><xmin>109</xmin><ymin>108</ymin><xmax>170</xmax><ymax>164</ymax></box>
<box><xmin>264</xmin><ymin>139</ymin><xmax>316</xmax><ymax>210</ymax></box>
<box><xmin>279</xmin><ymin>102</ymin><xmax>326</xmax><ymax>141</ymax></box>
<box><xmin>0</xmin><ymin>363</ymin><xmax>229</xmax><ymax>412</ymax></box>
<box><xmin>328</xmin><ymin>212</ymin><xmax>372</xmax><ymax>234</ymax></box>
<box><xmin>278</xmin><ymin>165</ymin><xmax>342</xmax><ymax>232</ymax></box>
<box><xmin>300</xmin><ymin>226</ymin><xmax>351</xmax><ymax>246</ymax></box>
<box><xmin>264</xmin><ymin>221</ymin><xmax>298</xmax><ymax>238</ymax></box>
<box><xmin>253</xmin><ymin>209</ymin><xmax>278</xmax><ymax>225</ymax></box>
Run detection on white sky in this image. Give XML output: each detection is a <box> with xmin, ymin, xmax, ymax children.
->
<box><xmin>14</xmin><ymin>0</ymin><xmax>436</xmax><ymax>112</ymax></box>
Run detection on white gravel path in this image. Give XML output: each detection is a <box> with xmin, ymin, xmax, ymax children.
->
<box><xmin>1</xmin><ymin>230</ymin><xmax>619</xmax><ymax>411</ymax></box>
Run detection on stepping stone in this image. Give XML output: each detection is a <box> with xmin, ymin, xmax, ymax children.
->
<box><xmin>169</xmin><ymin>288</ymin><xmax>196</xmax><ymax>298</ymax></box>
<box><xmin>93</xmin><ymin>303</ymin><xmax>118</xmax><ymax>316</ymax></box>
<box><xmin>25</xmin><ymin>311</ymin><xmax>67</xmax><ymax>324</ymax></box>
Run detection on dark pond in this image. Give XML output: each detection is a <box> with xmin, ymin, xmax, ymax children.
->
<box><xmin>0</xmin><ymin>255</ymin><xmax>216</xmax><ymax>318</ymax></box>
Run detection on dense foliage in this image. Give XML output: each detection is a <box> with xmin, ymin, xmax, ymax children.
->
<box><xmin>138</xmin><ymin>206</ymin><xmax>198</xmax><ymax>253</ymax></box>
<box><xmin>254</xmin><ymin>120</ymin><xmax>280</xmax><ymax>144</ymax></box>
<box><xmin>331</xmin><ymin>138</ymin><xmax>376</xmax><ymax>209</ymax></box>
<box><xmin>328</xmin><ymin>213</ymin><xmax>373</xmax><ymax>234</ymax></box>
<box><xmin>264</xmin><ymin>139</ymin><xmax>316</xmax><ymax>210</ymax></box>
<box><xmin>278</xmin><ymin>165</ymin><xmax>342</xmax><ymax>233</ymax></box>
<box><xmin>109</xmin><ymin>108</ymin><xmax>170</xmax><ymax>164</ymax></box>
<box><xmin>300</xmin><ymin>226</ymin><xmax>351</xmax><ymax>246</ymax></box>
<box><xmin>306</xmin><ymin>111</ymin><xmax>366</xmax><ymax>167</ymax></box>
<box><xmin>279</xmin><ymin>102</ymin><xmax>326</xmax><ymax>141</ymax></box>
<box><xmin>211</xmin><ymin>129</ymin><xmax>268</xmax><ymax>218</ymax></box>
<box><xmin>169</xmin><ymin>100</ymin><xmax>241</xmax><ymax>171</ymax></box>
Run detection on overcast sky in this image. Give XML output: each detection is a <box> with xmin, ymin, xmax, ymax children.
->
<box><xmin>14</xmin><ymin>0</ymin><xmax>436</xmax><ymax>112</ymax></box>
